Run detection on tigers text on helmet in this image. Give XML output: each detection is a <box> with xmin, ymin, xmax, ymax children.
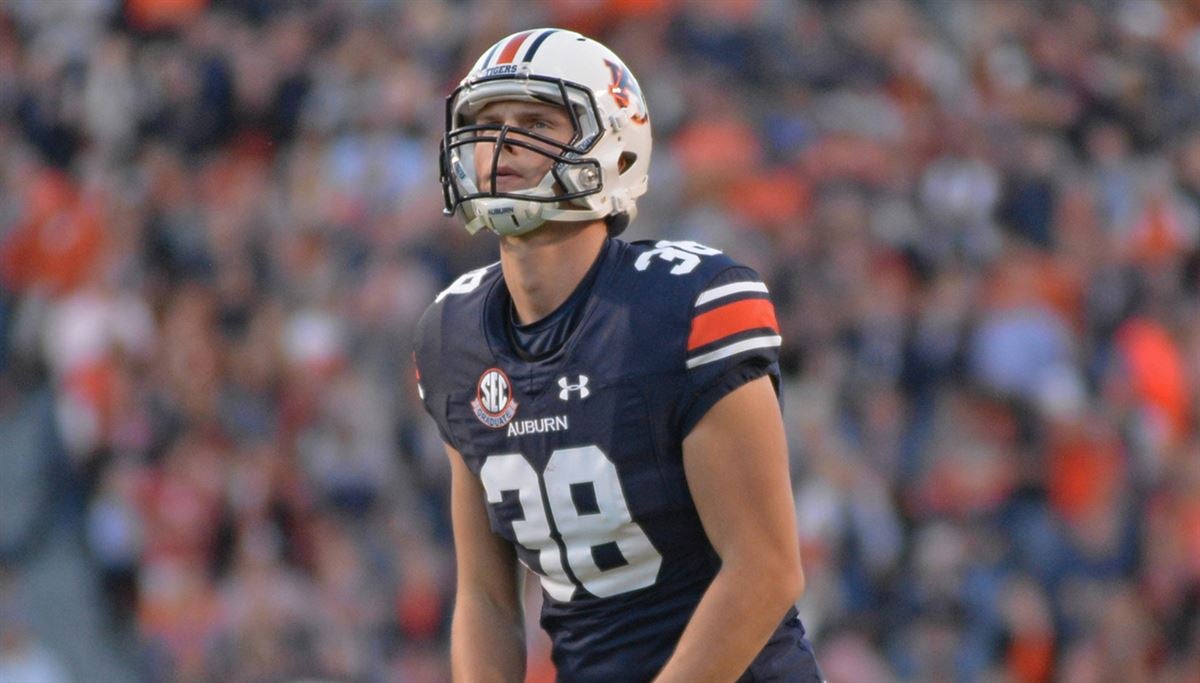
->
<box><xmin>440</xmin><ymin>28</ymin><xmax>652</xmax><ymax>237</ymax></box>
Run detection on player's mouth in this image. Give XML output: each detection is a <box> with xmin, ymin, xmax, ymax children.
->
<box><xmin>491</xmin><ymin>165</ymin><xmax>528</xmax><ymax>192</ymax></box>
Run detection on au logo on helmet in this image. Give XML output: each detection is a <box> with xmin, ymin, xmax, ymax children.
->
<box><xmin>472</xmin><ymin>368</ymin><xmax>519</xmax><ymax>428</ymax></box>
<box><xmin>606</xmin><ymin>59</ymin><xmax>648</xmax><ymax>125</ymax></box>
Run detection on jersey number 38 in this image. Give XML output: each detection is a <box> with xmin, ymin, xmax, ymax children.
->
<box><xmin>480</xmin><ymin>445</ymin><xmax>663</xmax><ymax>601</ymax></box>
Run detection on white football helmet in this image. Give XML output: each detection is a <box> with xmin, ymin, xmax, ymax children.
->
<box><xmin>440</xmin><ymin>28</ymin><xmax>652</xmax><ymax>236</ymax></box>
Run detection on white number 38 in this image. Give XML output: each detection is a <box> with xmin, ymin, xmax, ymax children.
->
<box><xmin>634</xmin><ymin>240</ymin><xmax>721</xmax><ymax>275</ymax></box>
<box><xmin>479</xmin><ymin>445</ymin><xmax>663</xmax><ymax>601</ymax></box>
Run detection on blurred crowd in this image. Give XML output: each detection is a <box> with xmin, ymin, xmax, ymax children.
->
<box><xmin>1</xmin><ymin>0</ymin><xmax>1200</xmax><ymax>681</ymax></box>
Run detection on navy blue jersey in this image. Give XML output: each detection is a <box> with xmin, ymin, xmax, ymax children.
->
<box><xmin>414</xmin><ymin>239</ymin><xmax>822</xmax><ymax>682</ymax></box>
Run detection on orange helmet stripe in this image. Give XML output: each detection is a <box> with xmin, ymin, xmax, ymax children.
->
<box><xmin>496</xmin><ymin>30</ymin><xmax>535</xmax><ymax>65</ymax></box>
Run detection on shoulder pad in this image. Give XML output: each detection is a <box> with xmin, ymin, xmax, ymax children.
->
<box><xmin>413</xmin><ymin>261</ymin><xmax>501</xmax><ymax>393</ymax></box>
<box><xmin>434</xmin><ymin>261</ymin><xmax>501</xmax><ymax>305</ymax></box>
<box><xmin>628</xmin><ymin>240</ymin><xmax>735</xmax><ymax>280</ymax></box>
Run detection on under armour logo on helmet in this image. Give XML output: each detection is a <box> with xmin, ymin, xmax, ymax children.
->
<box><xmin>557</xmin><ymin>375</ymin><xmax>590</xmax><ymax>401</ymax></box>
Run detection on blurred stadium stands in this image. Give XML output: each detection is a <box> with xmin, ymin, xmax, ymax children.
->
<box><xmin>2</xmin><ymin>0</ymin><xmax>1200</xmax><ymax>681</ymax></box>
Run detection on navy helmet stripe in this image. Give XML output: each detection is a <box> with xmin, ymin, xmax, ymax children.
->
<box><xmin>482</xmin><ymin>41</ymin><xmax>502</xmax><ymax>68</ymax></box>
<box><xmin>522</xmin><ymin>29</ymin><xmax>557</xmax><ymax>62</ymax></box>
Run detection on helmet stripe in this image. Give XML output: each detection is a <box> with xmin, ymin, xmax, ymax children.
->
<box><xmin>496</xmin><ymin>30</ymin><xmax>535</xmax><ymax>65</ymax></box>
<box><xmin>481</xmin><ymin>41</ymin><xmax>501</xmax><ymax>68</ymax></box>
<box><xmin>521</xmin><ymin>29</ymin><xmax>558</xmax><ymax>62</ymax></box>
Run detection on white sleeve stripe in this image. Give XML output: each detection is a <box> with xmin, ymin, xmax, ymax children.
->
<box><xmin>694</xmin><ymin>281</ymin><xmax>769</xmax><ymax>307</ymax></box>
<box><xmin>685</xmin><ymin>335</ymin><xmax>782</xmax><ymax>369</ymax></box>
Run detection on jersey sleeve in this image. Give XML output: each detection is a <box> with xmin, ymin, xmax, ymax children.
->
<box><xmin>412</xmin><ymin>302</ymin><xmax>461</xmax><ymax>451</ymax></box>
<box><xmin>675</xmin><ymin>265</ymin><xmax>782</xmax><ymax>438</ymax></box>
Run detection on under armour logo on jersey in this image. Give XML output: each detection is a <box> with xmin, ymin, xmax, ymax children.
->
<box><xmin>557</xmin><ymin>375</ymin><xmax>590</xmax><ymax>401</ymax></box>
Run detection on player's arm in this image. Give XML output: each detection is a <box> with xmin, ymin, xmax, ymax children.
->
<box><xmin>445</xmin><ymin>443</ymin><xmax>527</xmax><ymax>682</ymax></box>
<box><xmin>654</xmin><ymin>376</ymin><xmax>804</xmax><ymax>683</ymax></box>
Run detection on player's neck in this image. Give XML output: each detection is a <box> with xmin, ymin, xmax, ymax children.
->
<box><xmin>499</xmin><ymin>220</ymin><xmax>608</xmax><ymax>325</ymax></box>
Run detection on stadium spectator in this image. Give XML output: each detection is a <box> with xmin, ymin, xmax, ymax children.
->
<box><xmin>0</xmin><ymin>1</ymin><xmax>1198</xmax><ymax>679</ymax></box>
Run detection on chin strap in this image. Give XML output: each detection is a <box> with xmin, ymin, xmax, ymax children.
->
<box><xmin>459</xmin><ymin>165</ymin><xmax>633</xmax><ymax>236</ymax></box>
<box><xmin>463</xmin><ymin>213</ymin><xmax>489</xmax><ymax>235</ymax></box>
<box><xmin>466</xmin><ymin>203</ymin><xmax>613</xmax><ymax>236</ymax></box>
<box><xmin>540</xmin><ymin>204</ymin><xmax>611</xmax><ymax>223</ymax></box>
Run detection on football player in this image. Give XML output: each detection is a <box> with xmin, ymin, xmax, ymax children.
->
<box><xmin>414</xmin><ymin>28</ymin><xmax>824</xmax><ymax>682</ymax></box>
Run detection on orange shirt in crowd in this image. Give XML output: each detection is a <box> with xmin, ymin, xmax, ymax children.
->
<box><xmin>125</xmin><ymin>0</ymin><xmax>208</xmax><ymax>32</ymax></box>
<box><xmin>1116</xmin><ymin>318</ymin><xmax>1191</xmax><ymax>446</ymax></box>
<box><xmin>1</xmin><ymin>170</ymin><xmax>104</xmax><ymax>297</ymax></box>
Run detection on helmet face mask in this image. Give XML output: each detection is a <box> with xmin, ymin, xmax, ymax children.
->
<box><xmin>440</xmin><ymin>75</ymin><xmax>606</xmax><ymax>233</ymax></box>
<box><xmin>439</xmin><ymin>29</ymin><xmax>651</xmax><ymax>237</ymax></box>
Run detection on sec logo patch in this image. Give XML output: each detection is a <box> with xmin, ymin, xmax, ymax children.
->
<box><xmin>472</xmin><ymin>368</ymin><xmax>518</xmax><ymax>428</ymax></box>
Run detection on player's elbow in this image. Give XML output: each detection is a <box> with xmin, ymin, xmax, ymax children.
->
<box><xmin>736</xmin><ymin>546</ymin><xmax>805</xmax><ymax>609</ymax></box>
<box><xmin>773</xmin><ymin>553</ymin><xmax>805</xmax><ymax>606</ymax></box>
<box><xmin>786</xmin><ymin>560</ymin><xmax>806</xmax><ymax>604</ymax></box>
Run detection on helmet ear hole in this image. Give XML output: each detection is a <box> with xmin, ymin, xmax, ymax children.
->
<box><xmin>618</xmin><ymin>152</ymin><xmax>636</xmax><ymax>174</ymax></box>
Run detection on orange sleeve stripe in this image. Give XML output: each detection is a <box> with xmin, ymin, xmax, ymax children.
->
<box><xmin>687</xmin><ymin>298</ymin><xmax>779</xmax><ymax>351</ymax></box>
<box><xmin>497</xmin><ymin>31</ymin><xmax>534</xmax><ymax>64</ymax></box>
